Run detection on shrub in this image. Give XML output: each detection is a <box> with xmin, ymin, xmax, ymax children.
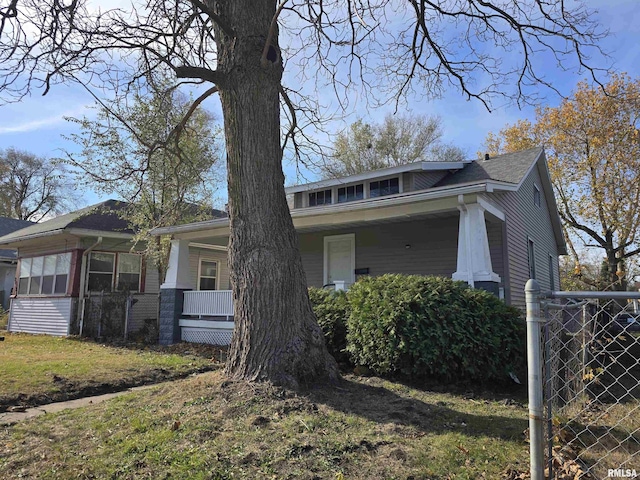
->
<box><xmin>345</xmin><ymin>274</ymin><xmax>524</xmax><ymax>383</ymax></box>
<box><xmin>0</xmin><ymin>307</ymin><xmax>8</xmax><ymax>330</ymax></box>
<box><xmin>308</xmin><ymin>287</ymin><xmax>350</xmax><ymax>364</ymax></box>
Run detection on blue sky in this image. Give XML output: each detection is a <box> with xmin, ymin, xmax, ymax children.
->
<box><xmin>1</xmin><ymin>0</ymin><xmax>639</xmax><ymax>209</ymax></box>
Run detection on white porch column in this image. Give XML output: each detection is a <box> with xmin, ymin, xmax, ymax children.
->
<box><xmin>161</xmin><ymin>238</ymin><xmax>193</xmax><ymax>290</ymax></box>
<box><xmin>452</xmin><ymin>202</ymin><xmax>500</xmax><ymax>288</ymax></box>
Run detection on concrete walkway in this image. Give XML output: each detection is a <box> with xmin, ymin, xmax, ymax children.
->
<box><xmin>0</xmin><ymin>376</ymin><xmax>200</xmax><ymax>426</ymax></box>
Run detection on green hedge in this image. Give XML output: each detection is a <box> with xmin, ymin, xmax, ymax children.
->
<box><xmin>308</xmin><ymin>287</ymin><xmax>350</xmax><ymax>364</ymax></box>
<box><xmin>309</xmin><ymin>275</ymin><xmax>524</xmax><ymax>383</ymax></box>
<box><xmin>336</xmin><ymin>274</ymin><xmax>524</xmax><ymax>383</ymax></box>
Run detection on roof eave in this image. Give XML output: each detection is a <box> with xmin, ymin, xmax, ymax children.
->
<box><xmin>532</xmin><ymin>149</ymin><xmax>567</xmax><ymax>255</ymax></box>
<box><xmin>151</xmin><ymin>217</ymin><xmax>230</xmax><ymax>236</ymax></box>
<box><xmin>0</xmin><ymin>227</ymin><xmax>134</xmax><ymax>248</ymax></box>
<box><xmin>153</xmin><ymin>181</ymin><xmax>518</xmax><ymax>237</ymax></box>
<box><xmin>285</xmin><ymin>160</ymin><xmax>471</xmax><ymax>194</ymax></box>
<box><xmin>65</xmin><ymin>228</ymin><xmax>134</xmax><ymax>240</ymax></box>
<box><xmin>0</xmin><ymin>228</ymin><xmax>69</xmax><ymax>248</ymax></box>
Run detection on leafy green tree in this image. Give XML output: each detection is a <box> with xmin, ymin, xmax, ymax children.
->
<box><xmin>65</xmin><ymin>77</ymin><xmax>223</xmax><ymax>279</ymax></box>
<box><xmin>323</xmin><ymin>114</ymin><xmax>465</xmax><ymax>178</ymax></box>
<box><xmin>1</xmin><ymin>0</ymin><xmax>608</xmax><ymax>386</ymax></box>
<box><xmin>484</xmin><ymin>74</ymin><xmax>640</xmax><ymax>290</ymax></box>
<box><xmin>0</xmin><ymin>148</ymin><xmax>74</xmax><ymax>221</ymax></box>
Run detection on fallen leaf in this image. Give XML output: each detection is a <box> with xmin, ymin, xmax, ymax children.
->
<box><xmin>456</xmin><ymin>444</ymin><xmax>469</xmax><ymax>455</ymax></box>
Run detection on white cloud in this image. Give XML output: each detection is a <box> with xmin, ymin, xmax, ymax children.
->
<box><xmin>0</xmin><ymin>106</ymin><xmax>87</xmax><ymax>135</ymax></box>
<box><xmin>0</xmin><ymin>115</ymin><xmax>65</xmax><ymax>135</ymax></box>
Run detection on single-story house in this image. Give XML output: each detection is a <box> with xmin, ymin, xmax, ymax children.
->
<box><xmin>0</xmin><ymin>217</ymin><xmax>35</xmax><ymax>311</ymax></box>
<box><xmin>0</xmin><ymin>200</ymin><xmax>162</xmax><ymax>337</ymax></box>
<box><xmin>152</xmin><ymin>146</ymin><xmax>566</xmax><ymax>345</ymax></box>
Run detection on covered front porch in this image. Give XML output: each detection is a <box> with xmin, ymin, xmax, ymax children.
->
<box><xmin>156</xmin><ymin>190</ymin><xmax>507</xmax><ymax>345</ymax></box>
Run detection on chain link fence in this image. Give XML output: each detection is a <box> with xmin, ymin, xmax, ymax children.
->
<box><xmin>527</xmin><ymin>281</ymin><xmax>640</xmax><ymax>479</ymax></box>
<box><xmin>79</xmin><ymin>291</ymin><xmax>158</xmax><ymax>341</ymax></box>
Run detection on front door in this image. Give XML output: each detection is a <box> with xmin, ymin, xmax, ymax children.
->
<box><xmin>324</xmin><ymin>234</ymin><xmax>355</xmax><ymax>286</ymax></box>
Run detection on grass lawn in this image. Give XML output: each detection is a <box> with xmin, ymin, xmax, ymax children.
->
<box><xmin>0</xmin><ymin>370</ymin><xmax>530</xmax><ymax>479</ymax></box>
<box><xmin>0</xmin><ymin>333</ymin><xmax>222</xmax><ymax>411</ymax></box>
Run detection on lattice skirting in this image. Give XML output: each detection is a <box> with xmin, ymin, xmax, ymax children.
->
<box><xmin>181</xmin><ymin>326</ymin><xmax>232</xmax><ymax>346</ymax></box>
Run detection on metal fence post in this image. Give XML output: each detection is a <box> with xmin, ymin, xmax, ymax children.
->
<box><xmin>124</xmin><ymin>295</ymin><xmax>132</xmax><ymax>341</ymax></box>
<box><xmin>525</xmin><ymin>279</ymin><xmax>545</xmax><ymax>480</ymax></box>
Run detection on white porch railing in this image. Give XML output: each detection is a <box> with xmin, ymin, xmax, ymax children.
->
<box><xmin>183</xmin><ymin>290</ymin><xmax>234</xmax><ymax>318</ymax></box>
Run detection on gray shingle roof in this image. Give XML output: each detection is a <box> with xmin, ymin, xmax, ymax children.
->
<box><xmin>0</xmin><ymin>200</ymin><xmax>228</xmax><ymax>247</ymax></box>
<box><xmin>435</xmin><ymin>147</ymin><xmax>543</xmax><ymax>187</ymax></box>
<box><xmin>0</xmin><ymin>217</ymin><xmax>35</xmax><ymax>259</ymax></box>
<box><xmin>0</xmin><ymin>200</ymin><xmax>132</xmax><ymax>245</ymax></box>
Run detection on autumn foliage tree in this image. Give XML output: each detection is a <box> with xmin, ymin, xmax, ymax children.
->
<box><xmin>485</xmin><ymin>74</ymin><xmax>640</xmax><ymax>290</ymax></box>
<box><xmin>1</xmin><ymin>0</ymin><xmax>608</xmax><ymax>386</ymax></box>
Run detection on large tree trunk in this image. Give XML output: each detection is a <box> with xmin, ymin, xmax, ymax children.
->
<box><xmin>213</xmin><ymin>0</ymin><xmax>339</xmax><ymax>388</ymax></box>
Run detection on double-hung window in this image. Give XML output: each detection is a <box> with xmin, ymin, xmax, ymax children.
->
<box><xmin>88</xmin><ymin>252</ymin><xmax>115</xmax><ymax>292</ymax></box>
<box><xmin>198</xmin><ymin>260</ymin><xmax>218</xmax><ymax>290</ymax></box>
<box><xmin>18</xmin><ymin>253</ymin><xmax>71</xmax><ymax>295</ymax></box>
<box><xmin>117</xmin><ymin>254</ymin><xmax>142</xmax><ymax>291</ymax></box>
<box><xmin>87</xmin><ymin>252</ymin><xmax>142</xmax><ymax>292</ymax></box>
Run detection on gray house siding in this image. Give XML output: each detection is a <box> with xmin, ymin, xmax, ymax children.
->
<box><xmin>487</xmin><ymin>220</ymin><xmax>505</xmax><ymax>286</ymax></box>
<box><xmin>402</xmin><ymin>172</ymin><xmax>412</xmax><ymax>192</ymax></box>
<box><xmin>412</xmin><ymin>171</ymin><xmax>449</xmax><ymax>191</ymax></box>
<box><xmin>488</xmin><ymin>163</ymin><xmax>560</xmax><ymax>307</ymax></box>
<box><xmin>143</xmin><ymin>264</ymin><xmax>160</xmax><ymax>293</ymax></box>
<box><xmin>298</xmin><ymin>215</ymin><xmax>505</xmax><ymax>288</ymax></box>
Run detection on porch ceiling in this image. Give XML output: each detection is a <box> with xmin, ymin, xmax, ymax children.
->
<box><xmin>176</xmin><ymin>211</ymin><xmax>463</xmax><ymax>246</ymax></box>
<box><xmin>294</xmin><ymin>209</ymin><xmax>459</xmax><ymax>233</ymax></box>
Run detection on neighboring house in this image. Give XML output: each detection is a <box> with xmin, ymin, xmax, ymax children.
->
<box><xmin>0</xmin><ymin>200</ymin><xmax>160</xmax><ymax>337</ymax></box>
<box><xmin>0</xmin><ymin>217</ymin><xmax>35</xmax><ymax>311</ymax></box>
<box><xmin>153</xmin><ymin>146</ymin><xmax>566</xmax><ymax>346</ymax></box>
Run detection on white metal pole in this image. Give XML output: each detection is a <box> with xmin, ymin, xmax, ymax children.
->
<box><xmin>525</xmin><ymin>279</ymin><xmax>545</xmax><ymax>480</ymax></box>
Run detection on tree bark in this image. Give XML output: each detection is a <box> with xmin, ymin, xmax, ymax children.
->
<box><xmin>212</xmin><ymin>0</ymin><xmax>339</xmax><ymax>388</ymax></box>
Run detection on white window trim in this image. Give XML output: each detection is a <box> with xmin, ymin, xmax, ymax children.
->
<box><xmin>534</xmin><ymin>183</ymin><xmax>541</xmax><ymax>208</ymax></box>
<box><xmin>197</xmin><ymin>258</ymin><xmax>220</xmax><ymax>291</ymax></box>
<box><xmin>87</xmin><ymin>251</ymin><xmax>116</xmax><ymax>293</ymax></box>
<box><xmin>86</xmin><ymin>251</ymin><xmax>143</xmax><ymax>293</ymax></box>
<box><xmin>323</xmin><ymin>233</ymin><xmax>356</xmax><ymax>286</ymax></box>
<box><xmin>116</xmin><ymin>253</ymin><xmax>143</xmax><ymax>293</ymax></box>
<box><xmin>18</xmin><ymin>253</ymin><xmax>72</xmax><ymax>296</ymax></box>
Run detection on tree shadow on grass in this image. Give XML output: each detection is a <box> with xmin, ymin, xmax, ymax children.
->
<box><xmin>304</xmin><ymin>376</ymin><xmax>529</xmax><ymax>441</ymax></box>
<box><xmin>67</xmin><ymin>335</ymin><xmax>228</xmax><ymax>360</ymax></box>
